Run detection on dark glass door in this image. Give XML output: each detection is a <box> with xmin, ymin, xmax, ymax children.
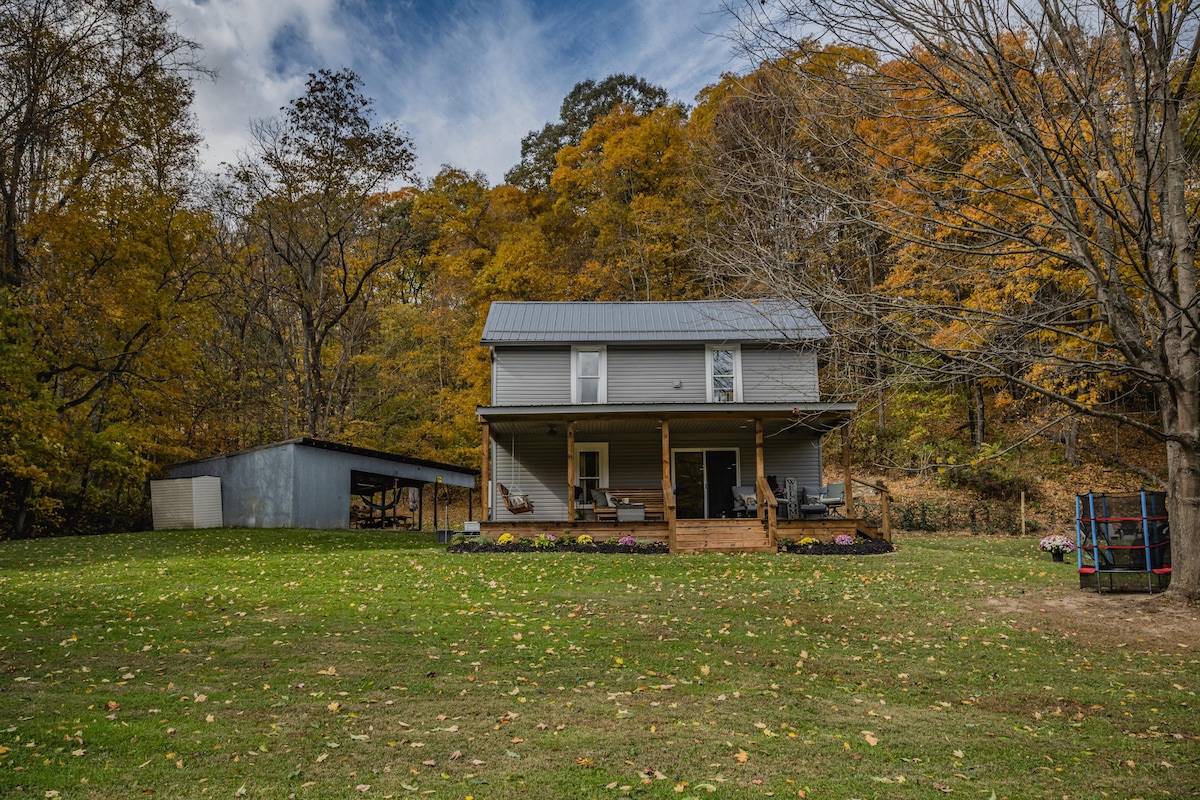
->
<box><xmin>675</xmin><ymin>451</ymin><xmax>705</xmax><ymax>518</ymax></box>
<box><xmin>705</xmin><ymin>450</ymin><xmax>738</xmax><ymax>519</ymax></box>
<box><xmin>674</xmin><ymin>449</ymin><xmax>739</xmax><ymax>518</ymax></box>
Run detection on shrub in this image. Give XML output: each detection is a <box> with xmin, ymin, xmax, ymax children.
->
<box><xmin>532</xmin><ymin>533</ymin><xmax>558</xmax><ymax>549</ymax></box>
<box><xmin>448</xmin><ymin>533</ymin><xmax>468</xmax><ymax>546</ymax></box>
<box><xmin>941</xmin><ymin>462</ymin><xmax>1038</xmax><ymax>502</ymax></box>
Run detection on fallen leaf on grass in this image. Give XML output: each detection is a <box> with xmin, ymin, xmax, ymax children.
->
<box><xmin>355</xmin><ymin>784</ymin><xmax>370</xmax><ymax>792</ymax></box>
<box><xmin>449</xmin><ymin>751</ymin><xmax>462</xmax><ymax>760</ymax></box>
<box><xmin>862</xmin><ymin>731</ymin><xmax>879</xmax><ymax>747</ymax></box>
<box><xmin>317</xmin><ymin>667</ymin><xmax>337</xmax><ymax>676</ymax></box>
<box><xmin>734</xmin><ymin>749</ymin><xmax>749</xmax><ymax>764</ymax></box>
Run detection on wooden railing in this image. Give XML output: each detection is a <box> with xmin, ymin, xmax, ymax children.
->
<box><xmin>756</xmin><ymin>475</ymin><xmax>779</xmax><ymax>549</ymax></box>
<box><xmin>851</xmin><ymin>477</ymin><xmax>892</xmax><ymax>541</ymax></box>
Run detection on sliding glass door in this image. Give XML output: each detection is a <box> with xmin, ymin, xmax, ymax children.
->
<box><xmin>672</xmin><ymin>449</ymin><xmax>739</xmax><ymax>519</ymax></box>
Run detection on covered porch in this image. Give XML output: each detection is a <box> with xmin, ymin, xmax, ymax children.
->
<box><xmin>478</xmin><ymin>404</ymin><xmax>887</xmax><ymax>553</ymax></box>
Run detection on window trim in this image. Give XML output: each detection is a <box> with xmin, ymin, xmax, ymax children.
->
<box><xmin>575</xmin><ymin>442</ymin><xmax>609</xmax><ymax>507</ymax></box>
<box><xmin>571</xmin><ymin>345</ymin><xmax>607</xmax><ymax>404</ymax></box>
<box><xmin>705</xmin><ymin>344</ymin><xmax>742</xmax><ymax>403</ymax></box>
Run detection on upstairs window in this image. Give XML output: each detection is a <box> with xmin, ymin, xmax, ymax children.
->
<box><xmin>706</xmin><ymin>345</ymin><xmax>741</xmax><ymax>402</ymax></box>
<box><xmin>572</xmin><ymin>346</ymin><xmax>606</xmax><ymax>404</ymax></box>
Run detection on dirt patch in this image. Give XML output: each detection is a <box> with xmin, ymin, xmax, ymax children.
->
<box><xmin>984</xmin><ymin>586</ymin><xmax>1200</xmax><ymax>648</ymax></box>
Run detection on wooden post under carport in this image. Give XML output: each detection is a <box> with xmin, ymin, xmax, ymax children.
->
<box><xmin>481</xmin><ymin>421</ymin><xmax>490</xmax><ymax>521</ymax></box>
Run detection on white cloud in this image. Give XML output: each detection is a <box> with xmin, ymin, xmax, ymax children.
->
<box><xmin>162</xmin><ymin>0</ymin><xmax>741</xmax><ymax>183</ymax></box>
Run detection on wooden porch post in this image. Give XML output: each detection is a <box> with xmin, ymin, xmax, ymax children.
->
<box><xmin>661</xmin><ymin>419</ymin><xmax>675</xmax><ymax>553</ymax></box>
<box><xmin>756</xmin><ymin>418</ymin><xmax>776</xmax><ymax>548</ymax></box>
<box><xmin>755</xmin><ymin>419</ymin><xmax>765</xmax><ymax>518</ymax></box>
<box><xmin>481</xmin><ymin>421</ymin><xmax>491</xmax><ymax>521</ymax></box>
<box><xmin>841</xmin><ymin>422</ymin><xmax>856</xmax><ymax>518</ymax></box>
<box><xmin>566</xmin><ymin>421</ymin><xmax>576</xmax><ymax>522</ymax></box>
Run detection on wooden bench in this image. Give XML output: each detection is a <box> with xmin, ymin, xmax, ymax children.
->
<box><xmin>593</xmin><ymin>488</ymin><xmax>665</xmax><ymax>522</ymax></box>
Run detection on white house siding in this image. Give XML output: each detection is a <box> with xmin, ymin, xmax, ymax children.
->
<box><xmin>741</xmin><ymin>346</ymin><xmax>819</xmax><ymax>402</ymax></box>
<box><xmin>607</xmin><ymin>346</ymin><xmax>707</xmax><ymax>403</ymax></box>
<box><xmin>491</xmin><ymin>433</ymin><xmax>570</xmax><ymax>521</ymax></box>
<box><xmin>493</xmin><ymin>348</ymin><xmax>571</xmax><ymax>406</ymax></box>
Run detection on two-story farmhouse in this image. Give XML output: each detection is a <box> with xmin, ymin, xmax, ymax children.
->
<box><xmin>477</xmin><ymin>300</ymin><xmax>878</xmax><ymax>552</ymax></box>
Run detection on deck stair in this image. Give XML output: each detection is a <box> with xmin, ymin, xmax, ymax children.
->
<box><xmin>673</xmin><ymin>518</ymin><xmax>774</xmax><ymax>554</ymax></box>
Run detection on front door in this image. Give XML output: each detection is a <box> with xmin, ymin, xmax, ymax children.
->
<box><xmin>673</xmin><ymin>449</ymin><xmax>739</xmax><ymax>518</ymax></box>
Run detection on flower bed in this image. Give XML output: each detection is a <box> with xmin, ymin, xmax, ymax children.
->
<box><xmin>778</xmin><ymin>537</ymin><xmax>895</xmax><ymax>556</ymax></box>
<box><xmin>447</xmin><ymin>534</ymin><xmax>893</xmax><ymax>556</ymax></box>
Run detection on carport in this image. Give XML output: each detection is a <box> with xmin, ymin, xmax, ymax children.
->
<box><xmin>168</xmin><ymin>438</ymin><xmax>478</xmax><ymax>530</ymax></box>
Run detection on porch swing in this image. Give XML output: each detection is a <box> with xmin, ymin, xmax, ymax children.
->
<box><xmin>498</xmin><ymin>435</ymin><xmax>533</xmax><ymax>514</ymax></box>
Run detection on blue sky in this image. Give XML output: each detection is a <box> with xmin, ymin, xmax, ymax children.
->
<box><xmin>161</xmin><ymin>0</ymin><xmax>742</xmax><ymax>183</ymax></box>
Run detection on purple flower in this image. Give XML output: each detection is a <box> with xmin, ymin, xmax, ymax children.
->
<box><xmin>835</xmin><ymin>534</ymin><xmax>855</xmax><ymax>546</ymax></box>
<box><xmin>618</xmin><ymin>536</ymin><xmax>637</xmax><ymax>547</ymax></box>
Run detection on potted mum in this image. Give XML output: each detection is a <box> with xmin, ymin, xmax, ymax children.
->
<box><xmin>1038</xmin><ymin>534</ymin><xmax>1076</xmax><ymax>562</ymax></box>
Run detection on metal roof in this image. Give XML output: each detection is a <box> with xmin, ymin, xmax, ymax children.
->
<box><xmin>171</xmin><ymin>437</ymin><xmax>479</xmax><ymax>476</ymax></box>
<box><xmin>480</xmin><ymin>300</ymin><xmax>829</xmax><ymax>344</ymax></box>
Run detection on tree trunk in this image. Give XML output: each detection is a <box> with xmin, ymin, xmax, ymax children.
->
<box><xmin>1165</xmin><ymin>441</ymin><xmax>1200</xmax><ymax>601</ymax></box>
<box><xmin>1063</xmin><ymin>417</ymin><xmax>1080</xmax><ymax>466</ymax></box>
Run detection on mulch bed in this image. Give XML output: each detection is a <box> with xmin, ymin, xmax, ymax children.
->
<box><xmin>446</xmin><ymin>540</ymin><xmax>670</xmax><ymax>555</ymax></box>
<box><xmin>780</xmin><ymin>538</ymin><xmax>895</xmax><ymax>556</ymax></box>
<box><xmin>446</xmin><ymin>538</ymin><xmax>895</xmax><ymax>555</ymax></box>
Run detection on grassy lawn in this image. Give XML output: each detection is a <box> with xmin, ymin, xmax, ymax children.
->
<box><xmin>0</xmin><ymin>529</ymin><xmax>1196</xmax><ymax>799</ymax></box>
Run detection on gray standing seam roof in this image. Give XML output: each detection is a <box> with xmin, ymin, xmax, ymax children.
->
<box><xmin>481</xmin><ymin>300</ymin><xmax>828</xmax><ymax>344</ymax></box>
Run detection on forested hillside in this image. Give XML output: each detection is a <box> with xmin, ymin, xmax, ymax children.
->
<box><xmin>1</xmin><ymin>0</ymin><xmax>1191</xmax><ymax>599</ymax></box>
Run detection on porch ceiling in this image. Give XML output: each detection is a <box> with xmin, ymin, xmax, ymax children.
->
<box><xmin>480</xmin><ymin>402</ymin><xmax>854</xmax><ymax>436</ymax></box>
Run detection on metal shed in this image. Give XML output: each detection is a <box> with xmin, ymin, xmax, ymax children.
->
<box><xmin>168</xmin><ymin>438</ymin><xmax>477</xmax><ymax>530</ymax></box>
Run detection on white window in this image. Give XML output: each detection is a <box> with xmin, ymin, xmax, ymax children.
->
<box><xmin>576</xmin><ymin>443</ymin><xmax>609</xmax><ymax>506</ymax></box>
<box><xmin>572</xmin><ymin>345</ymin><xmax>607</xmax><ymax>404</ymax></box>
<box><xmin>706</xmin><ymin>345</ymin><xmax>741</xmax><ymax>402</ymax></box>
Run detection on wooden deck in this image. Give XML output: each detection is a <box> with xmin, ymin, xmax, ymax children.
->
<box><xmin>478</xmin><ymin>516</ymin><xmax>884</xmax><ymax>553</ymax></box>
